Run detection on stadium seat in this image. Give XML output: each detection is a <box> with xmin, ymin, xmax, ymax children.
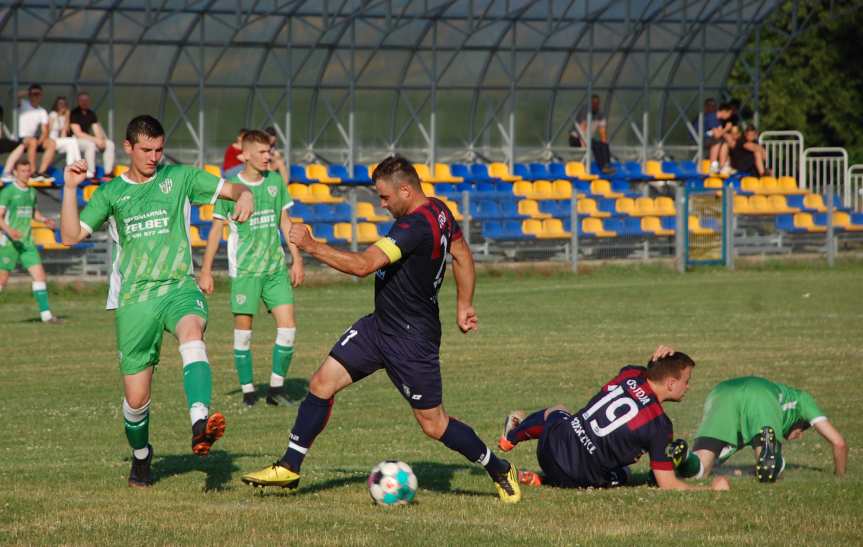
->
<box><xmin>589</xmin><ymin>179</ymin><xmax>622</xmax><ymax>198</ymax></box>
<box><xmin>688</xmin><ymin>215</ymin><xmax>716</xmax><ymax>235</ymax></box>
<box><xmin>432</xmin><ymin>163</ymin><xmax>462</xmax><ymax>183</ymax></box>
<box><xmin>803</xmin><ymin>194</ymin><xmax>827</xmax><ymax>212</ymax></box>
<box><xmin>654</xmin><ymin>196</ymin><xmax>676</xmax><ymax>216</ymax></box>
<box><xmin>581</xmin><ymin>217</ymin><xmax>616</xmax><ymax>237</ymax></box>
<box><xmin>290</xmin><ymin>165</ymin><xmax>317</xmax><ymax>184</ymax></box>
<box><xmin>188</xmin><ymin>226</ymin><xmax>208</xmax><ymax>248</ymax></box>
<box><xmin>565</xmin><ymin>161</ymin><xmax>598</xmax><ymax>181</ymax></box>
<box><xmin>471</xmin><ymin>164</ymin><xmax>501</xmax><ymax>183</ymax></box>
<box><xmin>778</xmin><ymin>176</ymin><xmax>806</xmax><ymax>194</ymax></box>
<box><xmin>307</xmin><ymin>164</ymin><xmax>340</xmax><ymax>184</ymax></box>
<box><xmin>521</xmin><ymin>219</ymin><xmax>544</xmax><ymax>237</ymax></box>
<box><xmin>530</xmin><ymin>180</ymin><xmax>554</xmax><ymax>200</ymax></box>
<box><xmin>488</xmin><ymin>162</ymin><xmax>521</xmax><ymax>182</ymax></box>
<box><xmin>421</xmin><ymin>182</ymin><xmax>435</xmax><ymax>196</ymax></box>
<box><xmin>748</xmin><ymin>195</ymin><xmax>772</xmax><ymax>214</ymax></box>
<box><xmin>32</xmin><ymin>227</ymin><xmax>68</xmax><ymax>250</ymax></box>
<box><xmin>288</xmin><ymin>183</ymin><xmax>311</xmax><ymax>202</ymax></box>
<box><xmin>740</xmin><ymin>176</ymin><xmax>761</xmax><ymax>194</ymax></box>
<box><xmin>699</xmin><ymin>160</ymin><xmax>712</xmax><ymax>174</ymax></box>
<box><xmin>759</xmin><ymin>176</ymin><xmax>780</xmax><ymax>194</ymax></box>
<box><xmin>513</xmin><ymin>181</ymin><xmax>533</xmax><ymax>197</ymax></box>
<box><xmin>441</xmin><ymin>198</ymin><xmax>464</xmax><ymax>221</ymax></box>
<box><xmin>310</xmin><ymin>183</ymin><xmax>345</xmax><ymax>204</ymax></box>
<box><xmin>352</xmin><ymin>164</ymin><xmax>373</xmax><ymax>184</ymax></box>
<box><xmin>633</xmin><ymin>197</ymin><xmax>658</xmax><ymax>217</ymax></box>
<box><xmin>537</xmin><ymin>218</ymin><xmax>572</xmax><ymax>239</ymax></box>
<box><xmin>518</xmin><ymin>199</ymin><xmax>551</xmax><ymax>219</ymax></box>
<box><xmin>644</xmin><ymin>161</ymin><xmax>674</xmax><ymax>180</ymax></box>
<box><xmin>793</xmin><ymin>212</ymin><xmax>826</xmax><ymax>232</ymax></box>
<box><xmin>310</xmin><ymin>223</ymin><xmax>336</xmax><ymax>243</ymax></box>
<box><xmin>767</xmin><ymin>195</ymin><xmax>798</xmax><ymax>214</ymax></box>
<box><xmin>113</xmin><ymin>165</ymin><xmax>129</xmax><ymax>177</ymax></box>
<box><xmin>199</xmin><ymin>204</ymin><xmax>214</xmax><ymax>221</ymax></box>
<box><xmin>204</xmin><ymin>164</ymin><xmax>222</xmax><ymax>177</ymax></box>
<box><xmin>577</xmin><ymin>198</ymin><xmax>610</xmax><ymax>218</ymax></box>
<box><xmin>413</xmin><ymin>163</ymin><xmax>433</xmax><ymax>182</ymax></box>
<box><xmin>538</xmin><ymin>200</ymin><xmax>568</xmax><ymax>218</ymax></box>
<box><xmin>641</xmin><ymin>216</ymin><xmax>674</xmax><ymax>236</ymax></box>
<box><xmin>355</xmin><ymin>202</ymin><xmax>389</xmax><ymax>222</ymax></box>
<box><xmin>451</xmin><ymin>164</ymin><xmax>488</xmax><ymax>183</ymax></box>
<box><xmin>614</xmin><ymin>197</ymin><xmax>636</xmax><ymax>216</ymax></box>
<box><xmin>704</xmin><ymin>177</ymin><xmax>723</xmax><ymax>189</ymax></box>
<box><xmin>849</xmin><ymin>213</ymin><xmax>863</xmax><ymax>231</ymax></box>
<box><xmin>528</xmin><ymin>163</ymin><xmax>554</xmax><ymax>180</ymax></box>
<box><xmin>552</xmin><ymin>180</ymin><xmax>573</xmax><ymax>200</ymax></box>
<box><xmin>334</xmin><ymin>222</ymin><xmax>379</xmax><ymax>243</ymax></box>
<box><xmin>733</xmin><ymin>195</ymin><xmax>754</xmax><ymax>214</ymax></box>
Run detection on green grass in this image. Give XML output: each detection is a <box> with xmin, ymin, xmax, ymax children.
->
<box><xmin>1</xmin><ymin>264</ymin><xmax>862</xmax><ymax>545</ymax></box>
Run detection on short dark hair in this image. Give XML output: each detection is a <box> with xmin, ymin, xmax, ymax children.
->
<box><xmin>242</xmin><ymin>129</ymin><xmax>271</xmax><ymax>147</ymax></box>
<box><xmin>125</xmin><ymin>115</ymin><xmax>165</xmax><ymax>145</ymax></box>
<box><xmin>28</xmin><ymin>83</ymin><xmax>42</xmax><ymax>93</ymax></box>
<box><xmin>645</xmin><ymin>352</ymin><xmax>695</xmax><ymax>382</ymax></box>
<box><xmin>14</xmin><ymin>158</ymin><xmax>31</xmax><ymax>169</ymax></box>
<box><xmin>263</xmin><ymin>126</ymin><xmax>277</xmax><ymax>137</ymax></box>
<box><xmin>718</xmin><ymin>102</ymin><xmax>733</xmax><ymax>112</ymax></box>
<box><xmin>372</xmin><ymin>155</ymin><xmax>421</xmax><ymax>189</ymax></box>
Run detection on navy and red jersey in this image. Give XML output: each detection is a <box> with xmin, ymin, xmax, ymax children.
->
<box><xmin>373</xmin><ymin>197</ymin><xmax>462</xmax><ymax>345</ymax></box>
<box><xmin>554</xmin><ymin>365</ymin><xmax>674</xmax><ymax>484</ymax></box>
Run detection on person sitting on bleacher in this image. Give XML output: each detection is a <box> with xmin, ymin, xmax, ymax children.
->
<box><xmin>222</xmin><ymin>128</ymin><xmax>248</xmax><ymax>179</ymax></box>
<box><xmin>699</xmin><ymin>98</ymin><xmax>720</xmax><ymax>157</ymax></box>
<box><xmin>16</xmin><ymin>84</ymin><xmax>56</xmax><ymax>184</ymax></box>
<box><xmin>722</xmin><ymin>125</ymin><xmax>769</xmax><ymax>178</ymax></box>
<box><xmin>48</xmin><ymin>96</ymin><xmax>82</xmax><ymax>170</ymax></box>
<box><xmin>708</xmin><ymin>102</ymin><xmax>739</xmax><ymax>176</ymax></box>
<box><xmin>70</xmin><ymin>91</ymin><xmax>115</xmax><ymax>182</ymax></box>
<box><xmin>572</xmin><ymin>94</ymin><xmax>614</xmax><ymax>175</ymax></box>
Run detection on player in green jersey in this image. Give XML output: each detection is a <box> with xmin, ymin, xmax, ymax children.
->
<box><xmin>59</xmin><ymin>115</ymin><xmax>255</xmax><ymax>488</ymax></box>
<box><xmin>0</xmin><ymin>158</ymin><xmax>58</xmax><ymax>322</ymax></box>
<box><xmin>671</xmin><ymin>376</ymin><xmax>847</xmax><ymax>482</ymax></box>
<box><xmin>198</xmin><ymin>130</ymin><xmax>304</xmax><ymax>407</ymax></box>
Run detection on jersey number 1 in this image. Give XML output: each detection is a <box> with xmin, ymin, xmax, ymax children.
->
<box><xmin>581</xmin><ymin>386</ymin><xmax>639</xmax><ymax>437</ymax></box>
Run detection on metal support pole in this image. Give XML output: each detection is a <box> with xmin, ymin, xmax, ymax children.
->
<box><xmin>584</xmin><ymin>110</ymin><xmax>592</xmax><ymax>169</ymax></box>
<box><xmin>642</xmin><ymin>112</ymin><xmax>648</xmax><ymax>164</ymax></box>
<box><xmin>11</xmin><ymin>7</ymin><xmax>19</xmax><ymax>138</ymax></box>
<box><xmin>724</xmin><ymin>184</ymin><xmax>735</xmax><ymax>270</ymax></box>
<box><xmin>461</xmin><ymin>190</ymin><xmax>471</xmax><ymax>246</ymax></box>
<box><xmin>826</xmin><ymin>184</ymin><xmax>835</xmax><ymax>267</ymax></box>
<box><xmin>570</xmin><ymin>192</ymin><xmax>579</xmax><ymax>273</ymax></box>
<box><xmin>108</xmin><ymin>10</ymin><xmax>115</xmax><ymax>141</ymax></box>
<box><xmin>285</xmin><ymin>18</ymin><xmax>293</xmax><ymax>171</ymax></box>
<box><xmin>697</xmin><ymin>112</ymin><xmax>704</xmax><ymax>165</ymax></box>
<box><xmin>675</xmin><ymin>184</ymin><xmax>686</xmax><ymax>273</ymax></box>
<box><xmin>197</xmin><ymin>14</ymin><xmax>205</xmax><ymax>167</ymax></box>
<box><xmin>349</xmin><ymin>188</ymin><xmax>359</xmax><ymax>253</ymax></box>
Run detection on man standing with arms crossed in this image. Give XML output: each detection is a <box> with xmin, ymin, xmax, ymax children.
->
<box><xmin>61</xmin><ymin>115</ymin><xmax>254</xmax><ymax>487</ymax></box>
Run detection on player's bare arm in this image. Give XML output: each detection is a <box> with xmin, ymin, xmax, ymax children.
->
<box><xmin>288</xmin><ymin>222</ymin><xmax>389</xmax><ymax>277</ymax></box>
<box><xmin>814</xmin><ymin>420</ymin><xmax>848</xmax><ymax>475</ymax></box>
<box><xmin>449</xmin><ymin>236</ymin><xmax>477</xmax><ymax>333</ymax></box>
<box><xmin>280</xmin><ymin>210</ymin><xmax>304</xmax><ymax>287</ymax></box>
<box><xmin>653</xmin><ymin>469</ymin><xmax>730</xmax><ymax>491</ymax></box>
<box><xmin>197</xmin><ymin>217</ymin><xmax>225</xmax><ymax>295</ymax></box>
<box><xmin>219</xmin><ymin>182</ymin><xmax>254</xmax><ymax>222</ymax></box>
<box><xmin>0</xmin><ymin>210</ymin><xmax>22</xmax><ymax>240</ymax></box>
<box><xmin>33</xmin><ymin>208</ymin><xmax>56</xmax><ymax>229</ymax></box>
<box><xmin>60</xmin><ymin>159</ymin><xmax>90</xmax><ymax>245</ymax></box>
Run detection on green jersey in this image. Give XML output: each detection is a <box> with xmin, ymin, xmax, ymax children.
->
<box><xmin>79</xmin><ymin>164</ymin><xmax>223</xmax><ymax>309</ymax></box>
<box><xmin>0</xmin><ymin>182</ymin><xmax>36</xmax><ymax>245</ymax></box>
<box><xmin>213</xmin><ymin>171</ymin><xmax>292</xmax><ymax>278</ymax></box>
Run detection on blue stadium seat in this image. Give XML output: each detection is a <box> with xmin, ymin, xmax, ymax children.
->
<box><xmin>353</xmin><ymin>164</ymin><xmax>373</xmax><ymax>184</ymax></box>
<box><xmin>610</xmin><ymin>180</ymin><xmax>640</xmax><ymax>198</ymax></box>
<box><xmin>548</xmin><ymin>162</ymin><xmax>578</xmax><ymax>182</ymax></box>
<box><xmin>292</xmin><ymin>202</ymin><xmax>312</xmax><ymax>220</ymax></box>
<box><xmin>290</xmin><ymin>164</ymin><xmax>317</xmax><ymax>184</ymax></box>
<box><xmin>597</xmin><ymin>198</ymin><xmax>619</xmax><ymax>216</ymax></box>
<box><xmin>660</xmin><ymin>216</ymin><xmax>677</xmax><ymax>231</ymax></box>
<box><xmin>528</xmin><ymin>163</ymin><xmax>554</xmax><ymax>180</ymax></box>
<box><xmin>498</xmin><ymin>199</ymin><xmax>525</xmax><ymax>219</ymax></box>
<box><xmin>469</xmin><ymin>163</ymin><xmax>501</xmax><ymax>183</ymax></box>
<box><xmin>312</xmin><ymin>223</ymin><xmax>336</xmax><ymax>242</ymax></box>
<box><xmin>775</xmin><ymin>214</ymin><xmax>806</xmax><ymax>233</ymax></box>
<box><xmin>513</xmin><ymin>163</ymin><xmax>542</xmax><ymax>181</ymax></box>
<box><xmin>605</xmin><ymin>217</ymin><xmax>644</xmax><ymax>236</ymax></box>
<box><xmin>813</xmin><ymin>213</ymin><xmax>847</xmax><ymax>231</ymax></box>
<box><xmin>378</xmin><ymin>221</ymin><xmax>394</xmax><ymax>234</ymax></box>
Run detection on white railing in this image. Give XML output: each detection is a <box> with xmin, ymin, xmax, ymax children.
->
<box><xmin>802</xmin><ymin>147</ymin><xmax>848</xmax><ymax>203</ymax></box>
<box><xmin>759</xmin><ymin>130</ymin><xmax>804</xmax><ymax>181</ymax></box>
<box><xmin>847</xmin><ymin>164</ymin><xmax>863</xmax><ymax>212</ymax></box>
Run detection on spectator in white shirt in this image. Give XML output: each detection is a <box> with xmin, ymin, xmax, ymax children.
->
<box><xmin>18</xmin><ymin>84</ymin><xmax>56</xmax><ymax>183</ymax></box>
<box><xmin>70</xmin><ymin>91</ymin><xmax>114</xmax><ymax>181</ymax></box>
<box><xmin>48</xmin><ymin>96</ymin><xmax>81</xmax><ymax>168</ymax></box>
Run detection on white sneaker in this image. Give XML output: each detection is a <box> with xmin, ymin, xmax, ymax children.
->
<box><xmin>719</xmin><ymin>165</ymin><xmax>734</xmax><ymax>178</ymax></box>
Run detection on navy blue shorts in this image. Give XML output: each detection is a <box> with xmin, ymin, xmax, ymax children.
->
<box><xmin>329</xmin><ymin>314</ymin><xmax>442</xmax><ymax>410</ymax></box>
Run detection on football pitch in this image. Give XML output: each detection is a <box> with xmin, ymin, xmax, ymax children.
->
<box><xmin>1</xmin><ymin>261</ymin><xmax>861</xmax><ymax>545</ymax></box>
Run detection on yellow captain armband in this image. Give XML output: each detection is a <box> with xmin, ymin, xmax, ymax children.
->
<box><xmin>374</xmin><ymin>237</ymin><xmax>402</xmax><ymax>263</ymax></box>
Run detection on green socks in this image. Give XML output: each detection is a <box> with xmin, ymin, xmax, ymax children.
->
<box><xmin>32</xmin><ymin>281</ymin><xmax>52</xmax><ymax>321</ymax></box>
<box><xmin>272</xmin><ymin>344</ymin><xmax>294</xmax><ymax>378</ymax></box>
<box><xmin>123</xmin><ymin>399</ymin><xmax>150</xmax><ymax>452</ymax></box>
<box><xmin>180</xmin><ymin>341</ymin><xmax>212</xmax><ymax>424</ymax></box>
<box><xmin>234</xmin><ymin>349</ymin><xmax>253</xmax><ymax>386</ymax></box>
<box><xmin>677</xmin><ymin>452</ymin><xmax>703</xmax><ymax>478</ymax></box>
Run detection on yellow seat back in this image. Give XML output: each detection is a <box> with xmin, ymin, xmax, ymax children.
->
<box><xmin>522</xmin><ymin>219</ymin><xmax>543</xmax><ymax>236</ymax></box>
<box><xmin>740</xmin><ymin>176</ymin><xmax>761</xmax><ymax>193</ymax></box>
<box><xmin>552</xmin><ymin>180</ymin><xmax>572</xmax><ymax>199</ymax></box>
<box><xmin>768</xmin><ymin>195</ymin><xmax>790</xmax><ymax>212</ymax></box>
<box><xmin>113</xmin><ymin>165</ymin><xmax>129</xmax><ymax>177</ymax></box>
<box><xmin>288</xmin><ymin>183</ymin><xmax>310</xmax><ymax>201</ymax></box>
<box><xmin>803</xmin><ymin>194</ymin><xmax>826</xmax><ymax>211</ymax></box>
<box><xmin>760</xmin><ymin>176</ymin><xmax>779</xmax><ymax>194</ymax></box>
<box><xmin>421</xmin><ymin>182</ymin><xmax>435</xmax><ymax>196</ymax></box>
<box><xmin>590</xmin><ymin>179</ymin><xmax>612</xmax><ymax>196</ymax></box>
<box><xmin>532</xmin><ymin>180</ymin><xmax>553</xmax><ymax>198</ymax></box>
<box><xmin>615</xmin><ymin>198</ymin><xmax>635</xmax><ymax>215</ymax></box>
<box><xmin>83</xmin><ymin>185</ymin><xmax>99</xmax><ymax>201</ymax></box>
<box><xmin>198</xmin><ymin>204</ymin><xmax>214</xmax><ymax>221</ymax></box>
<box><xmin>513</xmin><ymin>181</ymin><xmax>533</xmax><ymax>197</ymax></box>
<box><xmin>635</xmin><ymin>197</ymin><xmax>656</xmax><ymax>215</ymax></box>
<box><xmin>413</xmin><ymin>163</ymin><xmax>432</xmax><ymax>181</ymax></box>
<box><xmin>204</xmin><ymin>164</ymin><xmax>222</xmax><ymax>177</ymax></box>
<box><xmin>654</xmin><ymin>196</ymin><xmax>676</xmax><ymax>215</ymax></box>
<box><xmin>749</xmin><ymin>195</ymin><xmax>770</xmax><ymax>213</ymax></box>
<box><xmin>779</xmin><ymin>176</ymin><xmax>800</xmax><ymax>193</ymax></box>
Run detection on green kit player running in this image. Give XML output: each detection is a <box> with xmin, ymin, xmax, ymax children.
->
<box><xmin>60</xmin><ymin>115</ymin><xmax>255</xmax><ymax>488</ymax></box>
<box><xmin>672</xmin><ymin>376</ymin><xmax>847</xmax><ymax>482</ymax></box>
<box><xmin>0</xmin><ymin>158</ymin><xmax>58</xmax><ymax>322</ymax></box>
<box><xmin>198</xmin><ymin>130</ymin><xmax>304</xmax><ymax>407</ymax></box>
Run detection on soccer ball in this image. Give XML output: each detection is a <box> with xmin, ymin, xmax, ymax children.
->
<box><xmin>367</xmin><ymin>460</ymin><xmax>417</xmax><ymax>506</ymax></box>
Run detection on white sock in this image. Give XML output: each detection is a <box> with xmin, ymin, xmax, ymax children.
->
<box><xmin>133</xmin><ymin>446</ymin><xmax>150</xmax><ymax>460</ymax></box>
<box><xmin>241</xmin><ymin>383</ymin><xmax>255</xmax><ymax>394</ymax></box>
<box><xmin>190</xmin><ymin>402</ymin><xmax>208</xmax><ymax>425</ymax></box>
<box><xmin>234</xmin><ymin>329</ymin><xmax>252</xmax><ymax>351</ymax></box>
<box><xmin>710</xmin><ymin>161</ymin><xmax>719</xmax><ymax>171</ymax></box>
<box><xmin>275</xmin><ymin>327</ymin><xmax>296</xmax><ymax>347</ymax></box>
<box><xmin>40</xmin><ymin>310</ymin><xmax>53</xmax><ymax>322</ymax></box>
<box><xmin>270</xmin><ymin>373</ymin><xmax>285</xmax><ymax>388</ymax></box>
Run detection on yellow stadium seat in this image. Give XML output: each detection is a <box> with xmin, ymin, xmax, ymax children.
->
<box><xmin>614</xmin><ymin>198</ymin><xmax>635</xmax><ymax>216</ymax></box>
<box><xmin>552</xmin><ymin>180</ymin><xmax>573</xmax><ymax>200</ymax></box>
<box><xmin>803</xmin><ymin>194</ymin><xmax>827</xmax><ymax>212</ymax></box>
<box><xmin>577</xmin><ymin>198</ymin><xmax>610</xmax><ymax>218</ymax></box>
<box><xmin>441</xmin><ymin>198</ymin><xmax>463</xmax><ymax>221</ymax></box>
<box><xmin>740</xmin><ymin>176</ymin><xmax>761</xmax><ymax>194</ymax></box>
<box><xmin>333</xmin><ymin>222</ymin><xmax>380</xmax><ymax>243</ymax></box>
<box><xmin>734</xmin><ymin>195</ymin><xmax>754</xmax><ymax>215</ymax></box>
<box><xmin>421</xmin><ymin>182</ymin><xmax>435</xmax><ymax>196</ymax></box>
<box><xmin>767</xmin><ymin>195</ymin><xmax>797</xmax><ymax>214</ymax></box>
<box><xmin>538</xmin><ymin>218</ymin><xmax>572</xmax><ymax>239</ymax></box>
<box><xmin>759</xmin><ymin>176</ymin><xmax>779</xmax><ymax>194</ymax></box>
<box><xmin>204</xmin><ymin>164</ymin><xmax>222</xmax><ymax>177</ymax></box>
<box><xmin>641</xmin><ymin>216</ymin><xmax>674</xmax><ymax>236</ymax></box>
<box><xmin>113</xmin><ymin>165</ymin><xmax>129</xmax><ymax>177</ymax></box>
<box><xmin>835</xmin><ymin>212</ymin><xmax>863</xmax><ymax>232</ymax></box>
<box><xmin>530</xmin><ymin>180</ymin><xmax>554</xmax><ymax>200</ymax></box>
<box><xmin>704</xmin><ymin>177</ymin><xmax>723</xmax><ymax>189</ymax></box>
<box><xmin>310</xmin><ymin>183</ymin><xmax>345</xmax><ymax>204</ymax></box>
<box><xmin>589</xmin><ymin>179</ymin><xmax>621</xmax><ymax>198</ymax></box>
<box><xmin>792</xmin><ymin>213</ymin><xmax>826</xmax><ymax>232</ymax></box>
<box><xmin>83</xmin><ymin>185</ymin><xmax>99</xmax><ymax>202</ymax></box>
<box><xmin>654</xmin><ymin>196</ymin><xmax>676</xmax><ymax>216</ymax></box>
<box><xmin>197</xmin><ymin>204</ymin><xmax>214</xmax><ymax>221</ymax></box>
<box><xmin>288</xmin><ymin>183</ymin><xmax>311</xmax><ymax>202</ymax></box>
<box><xmin>431</xmin><ymin>163</ymin><xmax>462</xmax><ymax>183</ymax></box>
<box><xmin>582</xmin><ymin>217</ymin><xmax>616</xmax><ymax>237</ymax></box>
<box><xmin>489</xmin><ymin>162</ymin><xmax>520</xmax><ymax>182</ymax></box>
<box><xmin>688</xmin><ymin>215</ymin><xmax>715</xmax><ymax>235</ymax></box>
<box><xmin>565</xmin><ymin>161</ymin><xmax>598</xmax><ymax>181</ymax></box>
<box><xmin>356</xmin><ymin>202</ymin><xmax>389</xmax><ymax>222</ymax></box>
<box><xmin>518</xmin><ymin>199</ymin><xmax>551</xmax><ymax>219</ymax></box>
<box><xmin>778</xmin><ymin>176</ymin><xmax>806</xmax><ymax>194</ymax></box>
<box><xmin>413</xmin><ymin>163</ymin><xmax>433</xmax><ymax>182</ymax></box>
<box><xmin>522</xmin><ymin>219</ymin><xmax>544</xmax><ymax>237</ymax></box>
<box><xmin>32</xmin><ymin>227</ymin><xmax>68</xmax><ymax>250</ymax></box>
<box><xmin>699</xmin><ymin>160</ymin><xmax>712</xmax><ymax>174</ymax></box>
<box><xmin>644</xmin><ymin>160</ymin><xmax>674</xmax><ymax>180</ymax></box>
<box><xmin>31</xmin><ymin>220</ymin><xmax>48</xmax><ymax>229</ymax></box>
<box><xmin>633</xmin><ymin>197</ymin><xmax>657</xmax><ymax>217</ymax></box>
<box><xmin>748</xmin><ymin>195</ymin><xmax>772</xmax><ymax>214</ymax></box>
<box><xmin>307</xmin><ymin>164</ymin><xmax>340</xmax><ymax>184</ymax></box>
<box><xmin>513</xmin><ymin>181</ymin><xmax>533</xmax><ymax>197</ymax></box>
<box><xmin>188</xmin><ymin>226</ymin><xmax>207</xmax><ymax>248</ymax></box>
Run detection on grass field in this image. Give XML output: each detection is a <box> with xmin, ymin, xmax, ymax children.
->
<box><xmin>1</xmin><ymin>261</ymin><xmax>862</xmax><ymax>545</ymax></box>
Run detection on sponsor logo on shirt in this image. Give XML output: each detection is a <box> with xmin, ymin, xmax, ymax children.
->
<box><xmin>236</xmin><ymin>294</ymin><xmax>246</xmax><ymax>305</ymax></box>
<box><xmin>160</xmin><ymin>178</ymin><xmax>173</xmax><ymax>194</ymax></box>
<box><xmin>267</xmin><ymin>185</ymin><xmax>278</xmax><ymax>198</ymax></box>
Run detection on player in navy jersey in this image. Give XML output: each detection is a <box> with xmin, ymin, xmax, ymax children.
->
<box><xmin>500</xmin><ymin>347</ymin><xmax>729</xmax><ymax>491</ymax></box>
<box><xmin>241</xmin><ymin>156</ymin><xmax>521</xmax><ymax>503</ymax></box>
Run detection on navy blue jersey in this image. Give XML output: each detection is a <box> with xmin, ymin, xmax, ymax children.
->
<box><xmin>553</xmin><ymin>366</ymin><xmax>674</xmax><ymax>484</ymax></box>
<box><xmin>372</xmin><ymin>197</ymin><xmax>462</xmax><ymax>344</ymax></box>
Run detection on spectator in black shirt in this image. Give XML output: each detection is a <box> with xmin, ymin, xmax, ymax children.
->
<box><xmin>70</xmin><ymin>92</ymin><xmax>115</xmax><ymax>181</ymax></box>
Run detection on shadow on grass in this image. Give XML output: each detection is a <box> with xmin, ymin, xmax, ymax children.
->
<box><xmin>151</xmin><ymin>450</ymin><xmax>244</xmax><ymax>491</ymax></box>
<box><xmin>225</xmin><ymin>378</ymin><xmax>309</xmax><ymax>401</ymax></box>
<box><xmin>18</xmin><ymin>314</ymin><xmax>68</xmax><ymax>323</ymax></box>
<box><xmin>713</xmin><ymin>462</ymin><xmax>824</xmax><ymax>477</ymax></box>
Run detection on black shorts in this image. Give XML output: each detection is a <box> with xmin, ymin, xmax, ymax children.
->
<box><xmin>537</xmin><ymin>410</ymin><xmax>630</xmax><ymax>489</ymax></box>
<box><xmin>0</xmin><ymin>137</ymin><xmax>20</xmax><ymax>154</ymax></box>
<box><xmin>329</xmin><ymin>314</ymin><xmax>442</xmax><ymax>409</ymax></box>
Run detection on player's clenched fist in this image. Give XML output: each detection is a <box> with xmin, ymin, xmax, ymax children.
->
<box><xmin>288</xmin><ymin>222</ymin><xmax>314</xmax><ymax>250</ymax></box>
<box><xmin>64</xmin><ymin>160</ymin><xmax>89</xmax><ymax>188</ymax></box>
<box><xmin>232</xmin><ymin>188</ymin><xmax>254</xmax><ymax>222</ymax></box>
<box><xmin>710</xmin><ymin>476</ymin><xmax>730</xmax><ymax>491</ymax></box>
<box><xmin>457</xmin><ymin>303</ymin><xmax>478</xmax><ymax>333</ymax></box>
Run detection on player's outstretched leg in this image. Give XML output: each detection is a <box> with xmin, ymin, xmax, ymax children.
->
<box><xmin>124</xmin><ymin>399</ymin><xmax>153</xmax><ymax>487</ymax></box>
<box><xmin>755</xmin><ymin>426</ymin><xmax>783</xmax><ymax>483</ymax></box>
<box><xmin>668</xmin><ymin>438</ymin><xmax>703</xmax><ymax>479</ymax></box>
<box><xmin>179</xmin><ymin>340</ymin><xmax>225</xmax><ymax>455</ymax></box>
<box><xmin>267</xmin><ymin>327</ymin><xmax>296</xmax><ymax>406</ymax></box>
<box><xmin>233</xmin><ymin>328</ymin><xmax>257</xmax><ymax>407</ymax></box>
<box><xmin>499</xmin><ymin>408</ymin><xmax>547</xmax><ymax>452</ymax></box>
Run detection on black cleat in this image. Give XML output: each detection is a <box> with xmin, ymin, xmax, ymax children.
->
<box><xmin>266</xmin><ymin>386</ymin><xmax>295</xmax><ymax>406</ymax></box>
<box><xmin>755</xmin><ymin>426</ymin><xmax>781</xmax><ymax>483</ymax></box>
<box><xmin>242</xmin><ymin>392</ymin><xmax>258</xmax><ymax>407</ymax></box>
<box><xmin>128</xmin><ymin>444</ymin><xmax>153</xmax><ymax>488</ymax></box>
<box><xmin>667</xmin><ymin>438</ymin><xmax>689</xmax><ymax>470</ymax></box>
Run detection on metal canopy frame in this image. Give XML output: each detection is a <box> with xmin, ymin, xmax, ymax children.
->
<box><xmin>0</xmin><ymin>0</ymin><xmax>825</xmax><ymax>166</ymax></box>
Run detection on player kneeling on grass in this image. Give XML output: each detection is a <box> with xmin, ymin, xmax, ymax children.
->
<box><xmin>0</xmin><ymin>158</ymin><xmax>59</xmax><ymax>322</ymax></box>
<box><xmin>198</xmin><ymin>129</ymin><xmax>304</xmax><ymax>407</ymax></box>
<box><xmin>671</xmin><ymin>376</ymin><xmax>847</xmax><ymax>483</ymax></box>
<box><xmin>241</xmin><ymin>156</ymin><xmax>522</xmax><ymax>503</ymax></box>
<box><xmin>60</xmin><ymin>115</ymin><xmax>255</xmax><ymax>488</ymax></box>
<box><xmin>500</xmin><ymin>346</ymin><xmax>729</xmax><ymax>492</ymax></box>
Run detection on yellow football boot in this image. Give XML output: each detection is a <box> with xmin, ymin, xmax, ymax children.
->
<box><xmin>241</xmin><ymin>463</ymin><xmax>301</xmax><ymax>490</ymax></box>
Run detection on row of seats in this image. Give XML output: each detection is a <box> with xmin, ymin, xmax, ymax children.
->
<box><xmin>482</xmin><ymin>215</ymin><xmax>716</xmax><ymax>240</ymax></box>
<box><xmin>775</xmin><ymin>212</ymin><xmax>863</xmax><ymax>233</ymax></box>
<box><xmin>740</xmin><ymin>176</ymin><xmax>810</xmax><ymax>195</ymax></box>
<box><xmin>734</xmin><ymin>194</ymin><xmax>847</xmax><ymax>215</ymax></box>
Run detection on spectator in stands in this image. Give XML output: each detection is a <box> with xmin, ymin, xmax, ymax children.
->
<box><xmin>723</xmin><ymin>125</ymin><xmax>768</xmax><ymax>177</ymax></box>
<box><xmin>708</xmin><ymin>102</ymin><xmax>739</xmax><ymax>175</ymax></box>
<box><xmin>0</xmin><ymin>105</ymin><xmax>25</xmax><ymax>183</ymax></box>
<box><xmin>48</xmin><ymin>96</ymin><xmax>82</xmax><ymax>168</ymax></box>
<box><xmin>573</xmin><ymin>95</ymin><xmax>614</xmax><ymax>174</ymax></box>
<box><xmin>264</xmin><ymin>126</ymin><xmax>289</xmax><ymax>182</ymax></box>
<box><xmin>700</xmin><ymin>98</ymin><xmax>720</xmax><ymax>155</ymax></box>
<box><xmin>222</xmin><ymin>128</ymin><xmax>248</xmax><ymax>179</ymax></box>
<box><xmin>70</xmin><ymin>91</ymin><xmax>115</xmax><ymax>181</ymax></box>
<box><xmin>17</xmin><ymin>84</ymin><xmax>56</xmax><ymax>183</ymax></box>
